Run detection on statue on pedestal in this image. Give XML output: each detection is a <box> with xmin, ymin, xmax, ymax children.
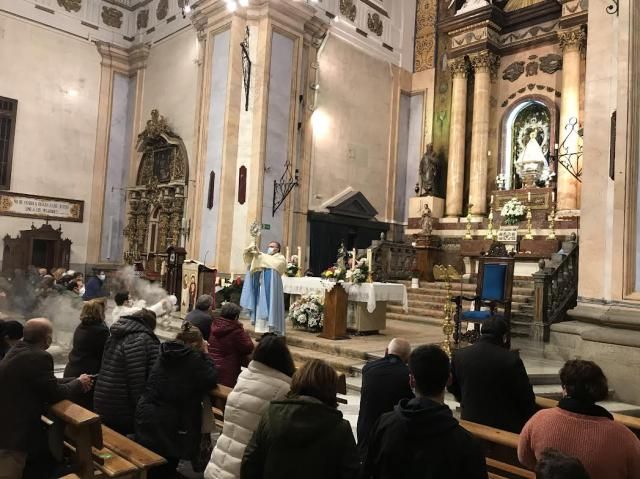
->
<box><xmin>420</xmin><ymin>204</ymin><xmax>433</xmax><ymax>237</ymax></box>
<box><xmin>515</xmin><ymin>131</ymin><xmax>548</xmax><ymax>188</ymax></box>
<box><xmin>418</xmin><ymin>144</ymin><xmax>438</xmax><ymax>197</ymax></box>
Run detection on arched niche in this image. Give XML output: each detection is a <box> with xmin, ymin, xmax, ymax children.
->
<box><xmin>124</xmin><ymin>110</ymin><xmax>189</xmax><ymax>274</ymax></box>
<box><xmin>499</xmin><ymin>95</ymin><xmax>558</xmax><ymax>190</ymax></box>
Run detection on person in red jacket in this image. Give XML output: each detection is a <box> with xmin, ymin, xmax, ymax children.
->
<box><xmin>208</xmin><ymin>302</ymin><xmax>255</xmax><ymax>387</ymax></box>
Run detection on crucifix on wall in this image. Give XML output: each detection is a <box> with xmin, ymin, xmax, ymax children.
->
<box><xmin>241</xmin><ymin>27</ymin><xmax>251</xmax><ymax>112</ymax></box>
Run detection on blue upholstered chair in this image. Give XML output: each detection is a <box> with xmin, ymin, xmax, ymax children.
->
<box><xmin>453</xmin><ymin>244</ymin><xmax>515</xmax><ymax>348</ymax></box>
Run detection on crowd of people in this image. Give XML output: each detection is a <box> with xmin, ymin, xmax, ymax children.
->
<box><xmin>0</xmin><ymin>278</ymin><xmax>639</xmax><ymax>479</ymax></box>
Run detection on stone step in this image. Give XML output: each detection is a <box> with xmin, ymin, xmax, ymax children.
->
<box><xmin>287</xmin><ymin>344</ymin><xmax>362</xmax><ymax>376</ymax></box>
<box><xmin>406</xmin><ymin>286</ymin><xmax>534</xmax><ymax>297</ymax></box>
<box><xmin>386</xmin><ymin>312</ymin><xmax>444</xmax><ymax>327</ymax></box>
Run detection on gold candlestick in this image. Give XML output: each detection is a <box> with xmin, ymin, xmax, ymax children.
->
<box><xmin>485</xmin><ymin>209</ymin><xmax>495</xmax><ymax>240</ymax></box>
<box><xmin>441</xmin><ymin>268</ymin><xmax>454</xmax><ymax>357</ymax></box>
<box><xmin>464</xmin><ymin>204</ymin><xmax>473</xmax><ymax>240</ymax></box>
<box><xmin>524</xmin><ymin>207</ymin><xmax>534</xmax><ymax>240</ymax></box>
<box><xmin>547</xmin><ymin>207</ymin><xmax>557</xmax><ymax>240</ymax></box>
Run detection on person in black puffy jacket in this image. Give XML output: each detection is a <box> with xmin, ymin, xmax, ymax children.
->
<box><xmin>64</xmin><ymin>300</ymin><xmax>109</xmax><ymax>410</ymax></box>
<box><xmin>94</xmin><ymin>309</ymin><xmax>159</xmax><ymax>435</ymax></box>
<box><xmin>136</xmin><ymin>322</ymin><xmax>218</xmax><ymax>477</ymax></box>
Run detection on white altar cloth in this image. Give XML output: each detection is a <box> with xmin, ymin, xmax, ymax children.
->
<box><xmin>281</xmin><ymin>277</ymin><xmax>409</xmax><ymax>313</ymax></box>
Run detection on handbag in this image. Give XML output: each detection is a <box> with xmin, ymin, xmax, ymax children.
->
<box><xmin>190</xmin><ymin>395</ymin><xmax>216</xmax><ymax>472</ymax></box>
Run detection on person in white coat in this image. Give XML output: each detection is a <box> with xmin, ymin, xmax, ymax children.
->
<box><xmin>205</xmin><ymin>334</ymin><xmax>295</xmax><ymax>479</ymax></box>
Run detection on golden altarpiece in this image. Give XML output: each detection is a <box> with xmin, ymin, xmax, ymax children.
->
<box><xmin>124</xmin><ymin>110</ymin><xmax>189</xmax><ymax>281</ymax></box>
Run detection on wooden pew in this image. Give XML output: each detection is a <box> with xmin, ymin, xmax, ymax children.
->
<box><xmin>535</xmin><ymin>396</ymin><xmax>640</xmax><ymax>439</ymax></box>
<box><xmin>48</xmin><ymin>400</ymin><xmax>165</xmax><ymax>478</ymax></box>
<box><xmin>460</xmin><ymin>419</ymin><xmax>535</xmax><ymax>479</ymax></box>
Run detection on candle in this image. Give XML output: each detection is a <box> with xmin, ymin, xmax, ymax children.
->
<box><xmin>552</xmin><ymin>191</ymin><xmax>556</xmax><ymax>203</ymax></box>
<box><xmin>528</xmin><ymin>191</ymin><xmax>531</xmax><ymax>202</ymax></box>
<box><xmin>367</xmin><ymin>248</ymin><xmax>372</xmax><ymax>269</ymax></box>
<box><xmin>490</xmin><ymin>195</ymin><xmax>494</xmax><ymax>205</ymax></box>
<box><xmin>554</xmin><ymin>143</ymin><xmax>559</xmax><ymax>151</ymax></box>
<box><xmin>285</xmin><ymin>246</ymin><xmax>290</xmax><ymax>262</ymax></box>
<box><xmin>488</xmin><ymin>150</ymin><xmax>492</xmax><ymax>157</ymax></box>
<box><xmin>297</xmin><ymin>246</ymin><xmax>302</xmax><ymax>268</ymax></box>
<box><xmin>352</xmin><ymin>248</ymin><xmax>357</xmax><ymax>271</ymax></box>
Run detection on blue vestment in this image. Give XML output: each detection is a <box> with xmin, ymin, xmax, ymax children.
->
<box><xmin>240</xmin><ymin>267</ymin><xmax>285</xmax><ymax>335</ymax></box>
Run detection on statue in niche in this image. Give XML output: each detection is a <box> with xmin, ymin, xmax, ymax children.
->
<box><xmin>418</xmin><ymin>144</ymin><xmax>438</xmax><ymax>197</ymax></box>
<box><xmin>420</xmin><ymin>204</ymin><xmax>433</xmax><ymax>237</ymax></box>
<box><xmin>515</xmin><ymin>131</ymin><xmax>548</xmax><ymax>187</ymax></box>
<box><xmin>452</xmin><ymin>0</ymin><xmax>492</xmax><ymax>15</ymax></box>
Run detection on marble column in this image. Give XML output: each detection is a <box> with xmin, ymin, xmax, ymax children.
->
<box><xmin>468</xmin><ymin>51</ymin><xmax>499</xmax><ymax>216</ymax></box>
<box><xmin>558</xmin><ymin>26</ymin><xmax>586</xmax><ymax>211</ymax></box>
<box><xmin>445</xmin><ymin>58</ymin><xmax>469</xmax><ymax>217</ymax></box>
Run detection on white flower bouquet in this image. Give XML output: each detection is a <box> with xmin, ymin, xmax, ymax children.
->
<box><xmin>495</xmin><ymin>173</ymin><xmax>506</xmax><ymax>190</ymax></box>
<box><xmin>346</xmin><ymin>258</ymin><xmax>369</xmax><ymax>284</ymax></box>
<box><xmin>289</xmin><ymin>294</ymin><xmax>324</xmax><ymax>332</ymax></box>
<box><xmin>500</xmin><ymin>198</ymin><xmax>526</xmax><ymax>225</ymax></box>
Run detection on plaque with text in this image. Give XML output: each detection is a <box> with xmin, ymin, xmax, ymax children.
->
<box><xmin>0</xmin><ymin>192</ymin><xmax>84</xmax><ymax>222</ymax></box>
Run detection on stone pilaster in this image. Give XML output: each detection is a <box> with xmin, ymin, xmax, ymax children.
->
<box><xmin>445</xmin><ymin>57</ymin><xmax>469</xmax><ymax>217</ymax></box>
<box><xmin>557</xmin><ymin>26</ymin><xmax>586</xmax><ymax>211</ymax></box>
<box><xmin>468</xmin><ymin>51</ymin><xmax>499</xmax><ymax>216</ymax></box>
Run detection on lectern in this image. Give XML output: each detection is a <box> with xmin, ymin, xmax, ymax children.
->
<box><xmin>320</xmin><ymin>283</ymin><xmax>349</xmax><ymax>340</ymax></box>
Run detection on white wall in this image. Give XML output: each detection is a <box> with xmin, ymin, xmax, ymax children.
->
<box><xmin>309</xmin><ymin>35</ymin><xmax>393</xmax><ymax>219</ymax></box>
<box><xmin>0</xmin><ymin>13</ymin><xmax>101</xmax><ymax>269</ymax></box>
<box><xmin>141</xmin><ymin>27</ymin><xmax>199</xmax><ymax>173</ymax></box>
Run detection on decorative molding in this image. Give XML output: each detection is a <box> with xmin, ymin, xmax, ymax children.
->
<box><xmin>367</xmin><ymin>12</ymin><xmax>383</xmax><ymax>36</ymax></box>
<box><xmin>57</xmin><ymin>0</ymin><xmax>81</xmax><ymax>13</ymax></box>
<box><xmin>415</xmin><ymin>0</ymin><xmax>437</xmax><ymax>72</ymax></box>
<box><xmin>339</xmin><ymin>0</ymin><xmax>357</xmax><ymax>22</ymax></box>
<box><xmin>500</xmin><ymin>84</ymin><xmax>561</xmax><ymax>108</ymax></box>
<box><xmin>448</xmin><ymin>57</ymin><xmax>469</xmax><ymax>79</ymax></box>
<box><xmin>503</xmin><ymin>61</ymin><xmax>525</xmax><ymax>82</ymax></box>
<box><xmin>558</xmin><ymin>26</ymin><xmax>586</xmax><ymax>53</ymax></box>
<box><xmin>156</xmin><ymin>0</ymin><xmax>168</xmax><ymax>21</ymax></box>
<box><xmin>137</xmin><ymin>9</ymin><xmax>149</xmax><ymax>30</ymax></box>
<box><xmin>539</xmin><ymin>53</ymin><xmax>563</xmax><ymax>74</ymax></box>
<box><xmin>469</xmin><ymin>50</ymin><xmax>500</xmax><ymax>79</ymax></box>
<box><xmin>102</xmin><ymin>6</ymin><xmax>123</xmax><ymax>29</ymax></box>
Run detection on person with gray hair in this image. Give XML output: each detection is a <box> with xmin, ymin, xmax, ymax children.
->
<box><xmin>185</xmin><ymin>294</ymin><xmax>214</xmax><ymax>339</ymax></box>
<box><xmin>357</xmin><ymin>338</ymin><xmax>414</xmax><ymax>458</ymax></box>
<box><xmin>208</xmin><ymin>302</ymin><xmax>254</xmax><ymax>387</ymax></box>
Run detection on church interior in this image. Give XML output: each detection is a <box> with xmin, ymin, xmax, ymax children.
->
<box><xmin>1</xmin><ymin>0</ymin><xmax>640</xmax><ymax>477</ymax></box>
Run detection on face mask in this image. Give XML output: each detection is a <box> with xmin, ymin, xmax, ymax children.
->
<box><xmin>98</xmin><ymin>274</ymin><xmax>106</xmax><ymax>281</ymax></box>
<box><xmin>79</xmin><ymin>286</ymin><xmax>86</xmax><ymax>296</ymax></box>
<box><xmin>267</xmin><ymin>247</ymin><xmax>275</xmax><ymax>255</ymax></box>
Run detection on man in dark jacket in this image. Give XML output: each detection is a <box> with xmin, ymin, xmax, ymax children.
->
<box><xmin>362</xmin><ymin>345</ymin><xmax>487</xmax><ymax>479</ymax></box>
<box><xmin>448</xmin><ymin>317</ymin><xmax>536</xmax><ymax>433</ymax></box>
<box><xmin>0</xmin><ymin>318</ymin><xmax>92</xmax><ymax>477</ymax></box>
<box><xmin>94</xmin><ymin>309</ymin><xmax>160</xmax><ymax>435</ymax></box>
<box><xmin>357</xmin><ymin>338</ymin><xmax>413</xmax><ymax>456</ymax></box>
<box><xmin>185</xmin><ymin>294</ymin><xmax>214</xmax><ymax>339</ymax></box>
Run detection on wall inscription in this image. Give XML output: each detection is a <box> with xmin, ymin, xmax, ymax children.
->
<box><xmin>0</xmin><ymin>192</ymin><xmax>84</xmax><ymax>222</ymax></box>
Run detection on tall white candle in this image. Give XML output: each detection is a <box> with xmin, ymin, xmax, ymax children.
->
<box><xmin>552</xmin><ymin>191</ymin><xmax>556</xmax><ymax>204</ymax></box>
<box><xmin>285</xmin><ymin>246</ymin><xmax>290</xmax><ymax>262</ymax></box>
<box><xmin>367</xmin><ymin>248</ymin><xmax>372</xmax><ymax>269</ymax></box>
<box><xmin>297</xmin><ymin>246</ymin><xmax>302</xmax><ymax>268</ymax></box>
<box><xmin>528</xmin><ymin>191</ymin><xmax>531</xmax><ymax>202</ymax></box>
<box><xmin>490</xmin><ymin>195</ymin><xmax>494</xmax><ymax>205</ymax></box>
<box><xmin>352</xmin><ymin>248</ymin><xmax>357</xmax><ymax>270</ymax></box>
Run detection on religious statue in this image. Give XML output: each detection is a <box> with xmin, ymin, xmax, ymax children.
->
<box><xmin>418</xmin><ymin>144</ymin><xmax>438</xmax><ymax>197</ymax></box>
<box><xmin>452</xmin><ymin>0</ymin><xmax>492</xmax><ymax>15</ymax></box>
<box><xmin>337</xmin><ymin>241</ymin><xmax>347</xmax><ymax>271</ymax></box>
<box><xmin>420</xmin><ymin>204</ymin><xmax>433</xmax><ymax>237</ymax></box>
<box><xmin>515</xmin><ymin>131</ymin><xmax>548</xmax><ymax>188</ymax></box>
<box><xmin>240</xmin><ymin>222</ymin><xmax>287</xmax><ymax>335</ymax></box>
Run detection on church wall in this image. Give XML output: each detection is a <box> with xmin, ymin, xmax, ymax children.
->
<box><xmin>309</xmin><ymin>35</ymin><xmax>394</xmax><ymax>221</ymax></box>
<box><xmin>0</xmin><ymin>13</ymin><xmax>101</xmax><ymax>271</ymax></box>
<box><xmin>141</xmin><ymin>28</ymin><xmax>199</xmax><ymax>178</ymax></box>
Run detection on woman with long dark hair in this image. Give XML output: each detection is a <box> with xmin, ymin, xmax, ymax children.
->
<box><xmin>206</xmin><ymin>333</ymin><xmax>295</xmax><ymax>479</ymax></box>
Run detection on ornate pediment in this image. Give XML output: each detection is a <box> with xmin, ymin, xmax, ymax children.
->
<box><xmin>327</xmin><ymin>191</ymin><xmax>378</xmax><ymax>219</ymax></box>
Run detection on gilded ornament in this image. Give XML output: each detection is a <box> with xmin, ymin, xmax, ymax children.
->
<box><xmin>414</xmin><ymin>0</ymin><xmax>437</xmax><ymax>72</ymax></box>
<box><xmin>539</xmin><ymin>54</ymin><xmax>563</xmax><ymax>74</ymax></box>
<box><xmin>102</xmin><ymin>6</ymin><xmax>123</xmax><ymax>29</ymax></box>
<box><xmin>502</xmin><ymin>61</ymin><xmax>525</xmax><ymax>82</ymax></box>
<box><xmin>469</xmin><ymin>51</ymin><xmax>500</xmax><ymax>78</ymax></box>
<box><xmin>558</xmin><ymin>27</ymin><xmax>587</xmax><ymax>53</ymax></box>
<box><xmin>504</xmin><ymin>0</ymin><xmax>545</xmax><ymax>11</ymax></box>
<box><xmin>137</xmin><ymin>10</ymin><xmax>149</xmax><ymax>30</ymax></box>
<box><xmin>525</xmin><ymin>61</ymin><xmax>539</xmax><ymax>77</ymax></box>
<box><xmin>157</xmin><ymin>0</ymin><xmax>169</xmax><ymax>20</ymax></box>
<box><xmin>447</xmin><ymin>57</ymin><xmax>469</xmax><ymax>78</ymax></box>
<box><xmin>367</xmin><ymin>13</ymin><xmax>383</xmax><ymax>37</ymax></box>
<box><xmin>339</xmin><ymin>0</ymin><xmax>357</xmax><ymax>22</ymax></box>
<box><xmin>57</xmin><ymin>0</ymin><xmax>81</xmax><ymax>13</ymax></box>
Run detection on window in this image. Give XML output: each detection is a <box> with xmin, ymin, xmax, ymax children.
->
<box><xmin>0</xmin><ymin>97</ymin><xmax>17</xmax><ymax>190</ymax></box>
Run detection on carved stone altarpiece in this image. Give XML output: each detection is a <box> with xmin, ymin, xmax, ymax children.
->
<box><xmin>124</xmin><ymin>110</ymin><xmax>189</xmax><ymax>276</ymax></box>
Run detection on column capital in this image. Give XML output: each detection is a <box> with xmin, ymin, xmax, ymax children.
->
<box><xmin>448</xmin><ymin>57</ymin><xmax>469</xmax><ymax>79</ymax></box>
<box><xmin>469</xmin><ymin>51</ymin><xmax>500</xmax><ymax>79</ymax></box>
<box><xmin>558</xmin><ymin>26</ymin><xmax>587</xmax><ymax>53</ymax></box>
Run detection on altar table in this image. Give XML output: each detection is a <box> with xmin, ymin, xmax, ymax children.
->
<box><xmin>282</xmin><ymin>277</ymin><xmax>408</xmax><ymax>333</ymax></box>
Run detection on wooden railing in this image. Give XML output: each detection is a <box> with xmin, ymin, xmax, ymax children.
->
<box><xmin>532</xmin><ymin>237</ymin><xmax>579</xmax><ymax>342</ymax></box>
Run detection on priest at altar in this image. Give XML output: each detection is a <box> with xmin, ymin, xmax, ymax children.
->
<box><xmin>240</xmin><ymin>240</ymin><xmax>287</xmax><ymax>335</ymax></box>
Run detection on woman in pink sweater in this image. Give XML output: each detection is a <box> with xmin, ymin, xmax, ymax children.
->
<box><xmin>518</xmin><ymin>360</ymin><xmax>640</xmax><ymax>479</ymax></box>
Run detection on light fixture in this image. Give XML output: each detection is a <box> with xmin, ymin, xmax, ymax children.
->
<box><xmin>227</xmin><ymin>0</ymin><xmax>238</xmax><ymax>11</ymax></box>
<box><xmin>180</xmin><ymin>0</ymin><xmax>191</xmax><ymax>18</ymax></box>
<box><xmin>65</xmin><ymin>89</ymin><xmax>79</xmax><ymax>97</ymax></box>
<box><xmin>239</xmin><ymin>0</ymin><xmax>249</xmax><ymax>6</ymax></box>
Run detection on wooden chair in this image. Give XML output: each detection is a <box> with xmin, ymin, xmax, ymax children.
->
<box><xmin>453</xmin><ymin>242</ymin><xmax>515</xmax><ymax>348</ymax></box>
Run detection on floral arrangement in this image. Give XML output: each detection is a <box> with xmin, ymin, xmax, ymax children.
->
<box><xmin>289</xmin><ymin>294</ymin><xmax>324</xmax><ymax>331</ymax></box>
<box><xmin>495</xmin><ymin>173</ymin><xmax>506</xmax><ymax>190</ymax></box>
<box><xmin>321</xmin><ymin>265</ymin><xmax>347</xmax><ymax>282</ymax></box>
<box><xmin>500</xmin><ymin>198</ymin><xmax>526</xmax><ymax>225</ymax></box>
<box><xmin>346</xmin><ymin>259</ymin><xmax>369</xmax><ymax>284</ymax></box>
<box><xmin>286</xmin><ymin>255</ymin><xmax>299</xmax><ymax>277</ymax></box>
